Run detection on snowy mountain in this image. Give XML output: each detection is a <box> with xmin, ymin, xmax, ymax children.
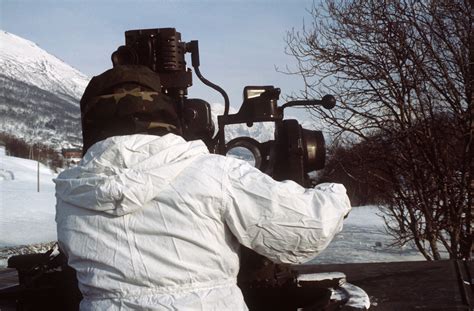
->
<box><xmin>0</xmin><ymin>31</ymin><xmax>89</xmax><ymax>103</ymax></box>
<box><xmin>0</xmin><ymin>30</ymin><xmax>89</xmax><ymax>148</ymax></box>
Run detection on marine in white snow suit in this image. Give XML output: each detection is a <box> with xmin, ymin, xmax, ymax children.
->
<box><xmin>55</xmin><ymin>65</ymin><xmax>351</xmax><ymax>310</ymax></box>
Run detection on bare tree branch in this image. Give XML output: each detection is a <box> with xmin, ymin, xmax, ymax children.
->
<box><xmin>286</xmin><ymin>0</ymin><xmax>472</xmax><ymax>259</ymax></box>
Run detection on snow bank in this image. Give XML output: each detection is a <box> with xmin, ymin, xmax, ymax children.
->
<box><xmin>0</xmin><ymin>150</ymin><xmax>57</xmax><ymax>247</ymax></box>
<box><xmin>310</xmin><ymin>205</ymin><xmax>425</xmax><ymax>264</ymax></box>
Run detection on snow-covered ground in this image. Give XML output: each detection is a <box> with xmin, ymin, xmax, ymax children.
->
<box><xmin>0</xmin><ymin>146</ymin><xmax>424</xmax><ymax>268</ymax></box>
<box><xmin>0</xmin><ymin>147</ymin><xmax>57</xmax><ymax>247</ymax></box>
<box><xmin>309</xmin><ymin>206</ymin><xmax>424</xmax><ymax>264</ymax></box>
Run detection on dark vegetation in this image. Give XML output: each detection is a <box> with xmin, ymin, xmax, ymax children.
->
<box><xmin>0</xmin><ymin>132</ymin><xmax>64</xmax><ymax>170</ymax></box>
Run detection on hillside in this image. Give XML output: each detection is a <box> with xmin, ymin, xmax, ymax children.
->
<box><xmin>0</xmin><ymin>75</ymin><xmax>83</xmax><ymax>147</ymax></box>
<box><xmin>0</xmin><ymin>30</ymin><xmax>89</xmax><ymax>148</ymax></box>
<box><xmin>0</xmin><ymin>31</ymin><xmax>88</xmax><ymax>102</ymax></box>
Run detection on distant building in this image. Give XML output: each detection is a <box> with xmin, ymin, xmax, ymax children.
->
<box><xmin>62</xmin><ymin>148</ymin><xmax>82</xmax><ymax>158</ymax></box>
<box><xmin>61</xmin><ymin>148</ymin><xmax>82</xmax><ymax>166</ymax></box>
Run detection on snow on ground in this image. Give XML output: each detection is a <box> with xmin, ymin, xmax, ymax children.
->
<box><xmin>309</xmin><ymin>206</ymin><xmax>424</xmax><ymax>264</ymax></box>
<box><xmin>0</xmin><ymin>147</ymin><xmax>57</xmax><ymax>248</ymax></box>
<box><xmin>0</xmin><ymin>146</ymin><xmax>425</xmax><ymax>268</ymax></box>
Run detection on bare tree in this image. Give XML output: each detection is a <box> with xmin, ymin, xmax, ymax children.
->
<box><xmin>285</xmin><ymin>0</ymin><xmax>472</xmax><ymax>260</ymax></box>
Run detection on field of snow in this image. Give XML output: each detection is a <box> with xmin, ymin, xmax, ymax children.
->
<box><xmin>0</xmin><ymin>146</ymin><xmax>424</xmax><ymax>268</ymax></box>
<box><xmin>309</xmin><ymin>206</ymin><xmax>424</xmax><ymax>264</ymax></box>
<box><xmin>0</xmin><ymin>147</ymin><xmax>57</xmax><ymax>247</ymax></box>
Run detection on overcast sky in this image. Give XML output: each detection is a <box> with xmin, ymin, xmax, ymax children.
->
<box><xmin>1</xmin><ymin>0</ymin><xmax>318</xmax><ymax>117</ymax></box>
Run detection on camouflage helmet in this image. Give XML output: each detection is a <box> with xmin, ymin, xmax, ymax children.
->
<box><xmin>80</xmin><ymin>65</ymin><xmax>181</xmax><ymax>152</ymax></box>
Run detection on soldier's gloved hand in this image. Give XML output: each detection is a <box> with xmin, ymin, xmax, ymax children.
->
<box><xmin>314</xmin><ymin>183</ymin><xmax>352</xmax><ymax>218</ymax></box>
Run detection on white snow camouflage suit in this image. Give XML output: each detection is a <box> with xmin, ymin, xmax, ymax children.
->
<box><xmin>55</xmin><ymin>133</ymin><xmax>351</xmax><ymax>310</ymax></box>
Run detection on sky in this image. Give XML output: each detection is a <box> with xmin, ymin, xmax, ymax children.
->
<box><xmin>0</xmin><ymin>0</ymin><xmax>318</xmax><ymax>118</ymax></box>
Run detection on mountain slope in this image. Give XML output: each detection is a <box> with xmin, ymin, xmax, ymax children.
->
<box><xmin>0</xmin><ymin>31</ymin><xmax>89</xmax><ymax>102</ymax></box>
<box><xmin>0</xmin><ymin>74</ymin><xmax>82</xmax><ymax>146</ymax></box>
<box><xmin>0</xmin><ymin>30</ymin><xmax>89</xmax><ymax>148</ymax></box>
